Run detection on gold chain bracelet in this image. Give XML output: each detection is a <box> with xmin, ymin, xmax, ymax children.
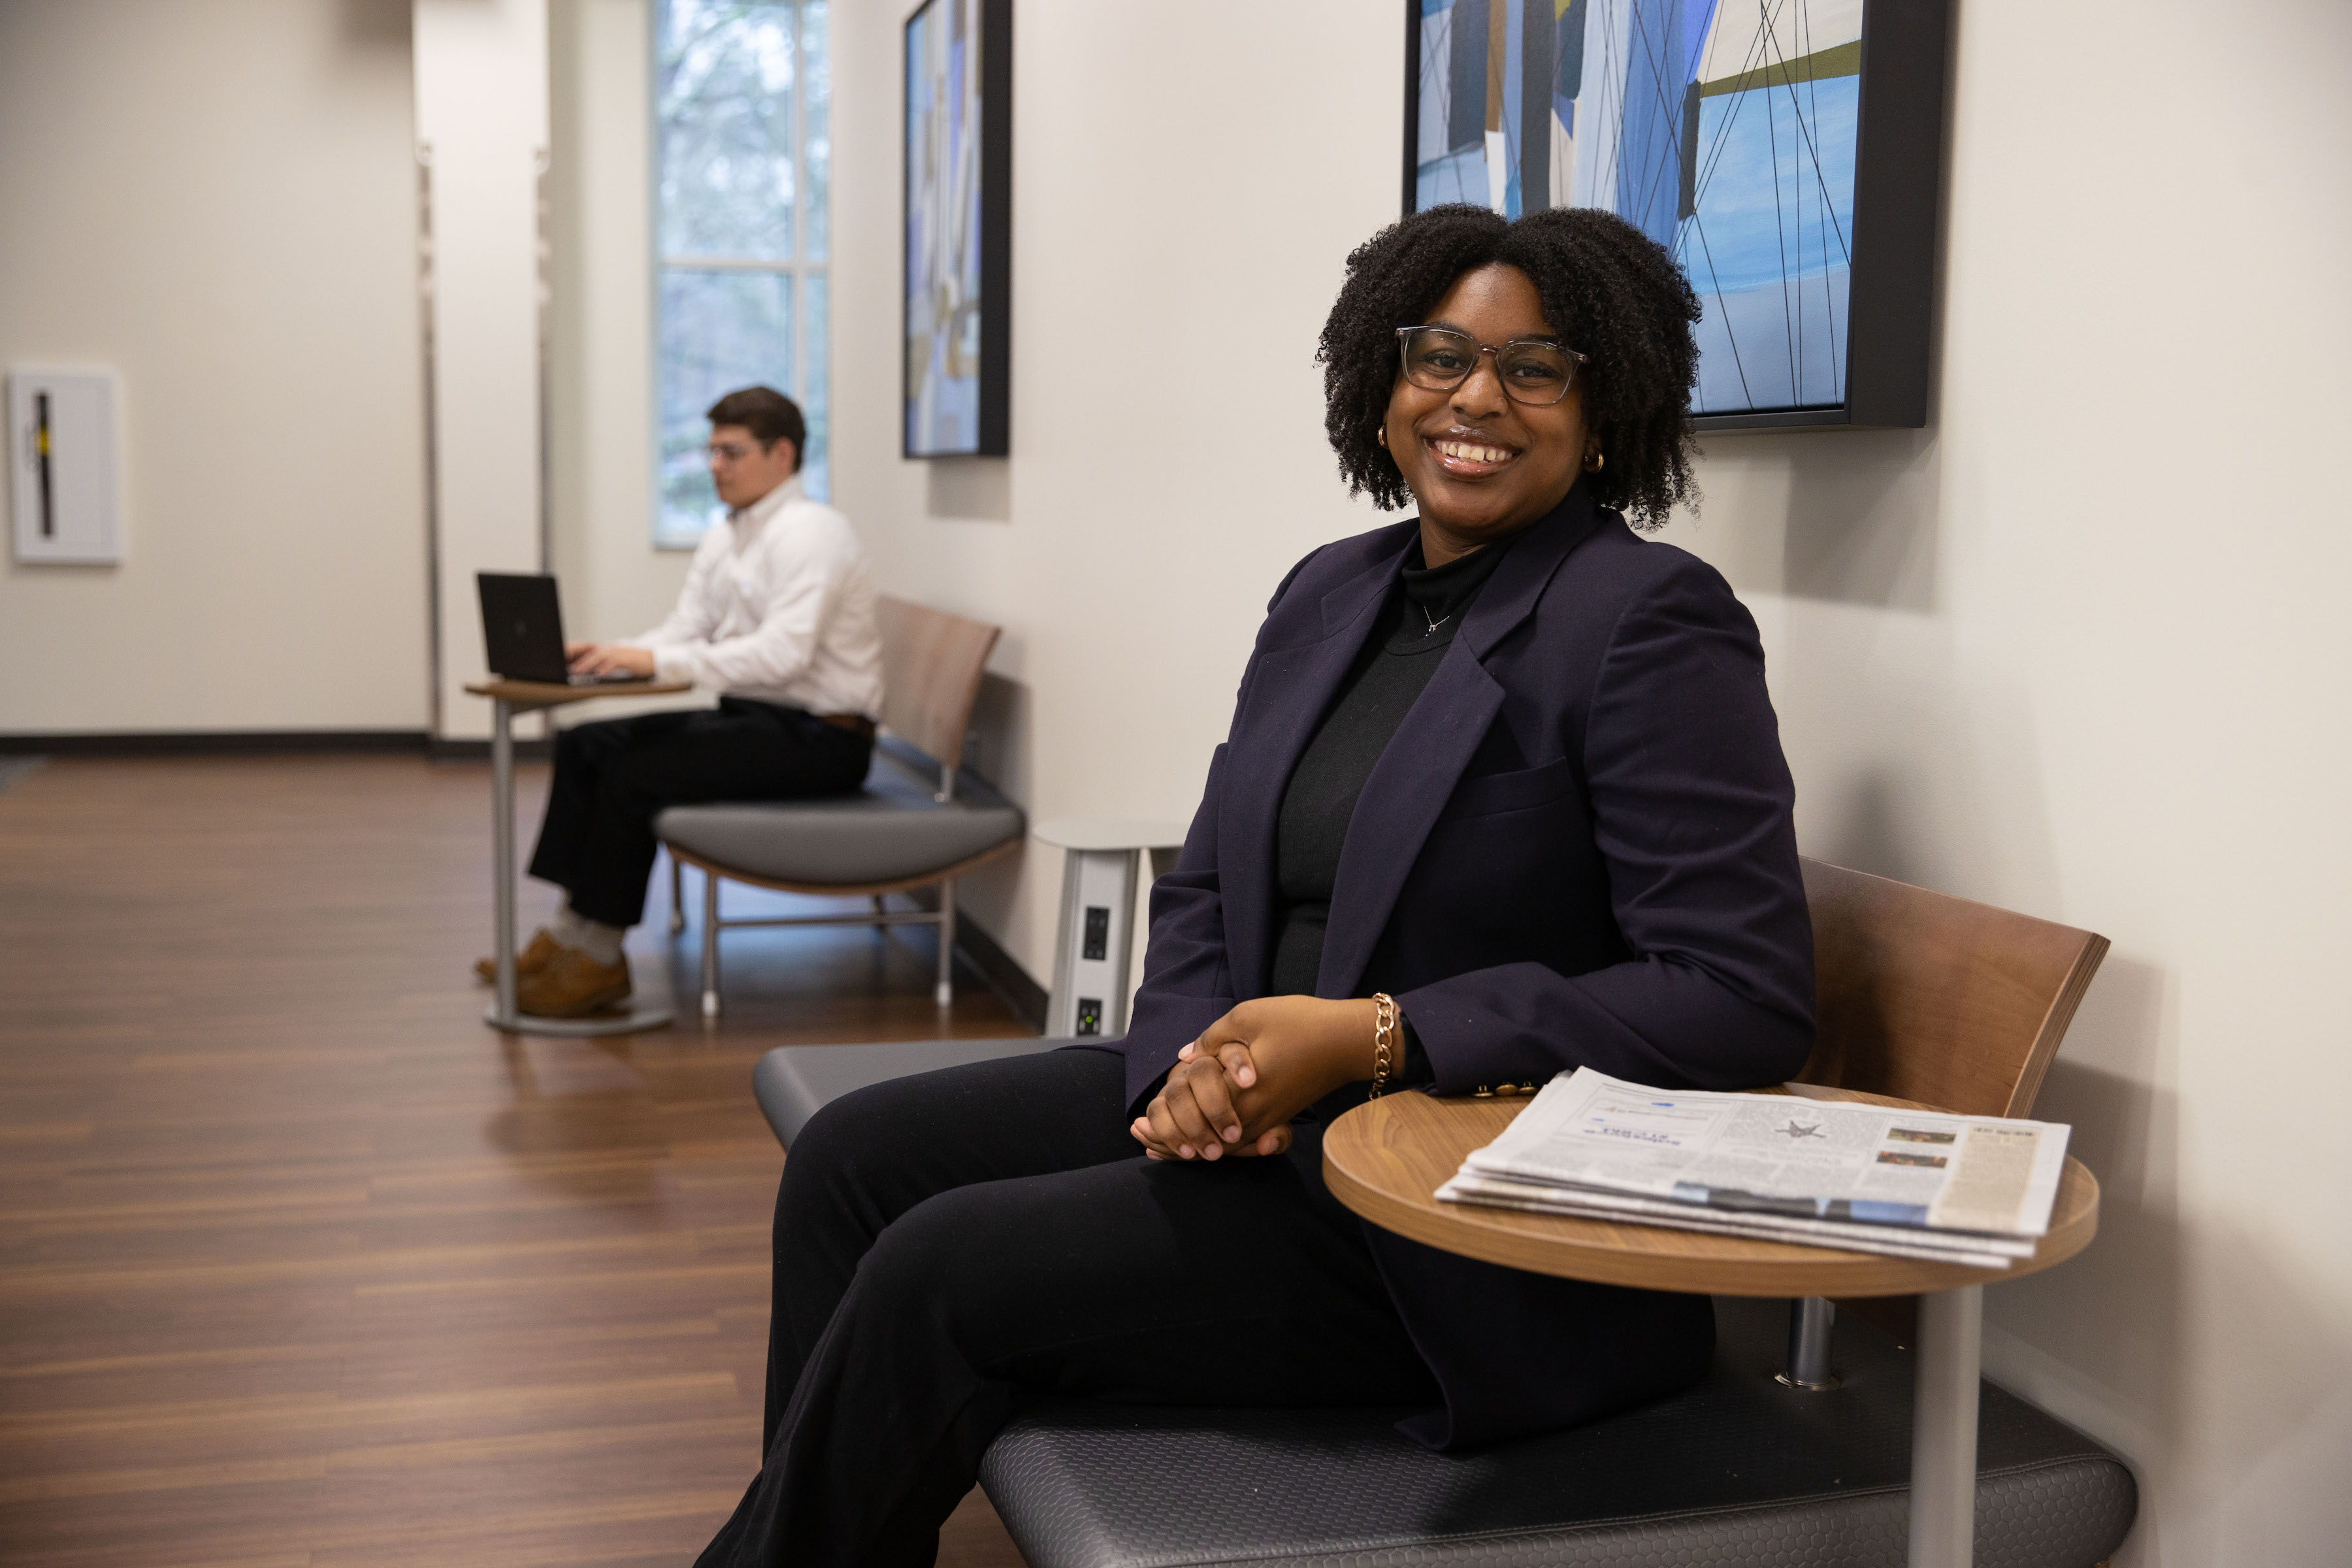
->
<box><xmin>1369</xmin><ymin>993</ymin><xmax>1397</xmax><ymax>1098</ymax></box>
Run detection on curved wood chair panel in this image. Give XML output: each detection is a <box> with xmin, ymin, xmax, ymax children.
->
<box><xmin>876</xmin><ymin>596</ymin><xmax>1000</xmax><ymax>771</ymax></box>
<box><xmin>1798</xmin><ymin>857</ymin><xmax>2110</xmax><ymax>1119</ymax></box>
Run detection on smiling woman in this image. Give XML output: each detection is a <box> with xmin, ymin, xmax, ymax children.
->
<box><xmin>1320</xmin><ymin>203</ymin><xmax>1703</xmax><ymax>533</ymax></box>
<box><xmin>693</xmin><ymin>204</ymin><xmax>1812</xmax><ymax>1568</ymax></box>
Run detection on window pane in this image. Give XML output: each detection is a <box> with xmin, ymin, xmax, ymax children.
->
<box><xmin>657</xmin><ymin>268</ymin><xmax>794</xmax><ymax>538</ymax></box>
<box><xmin>802</xmin><ymin>1</ymin><xmax>829</xmax><ymax>261</ymax></box>
<box><xmin>656</xmin><ymin>0</ymin><xmax>798</xmax><ymax>261</ymax></box>
<box><xmin>801</xmin><ymin>270</ymin><xmax>828</xmax><ymax>500</ymax></box>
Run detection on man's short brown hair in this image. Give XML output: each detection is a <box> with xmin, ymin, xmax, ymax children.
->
<box><xmin>705</xmin><ymin>386</ymin><xmax>806</xmax><ymax>470</ymax></box>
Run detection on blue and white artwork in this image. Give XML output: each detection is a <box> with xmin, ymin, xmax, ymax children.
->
<box><xmin>905</xmin><ymin>0</ymin><xmax>985</xmax><ymax>455</ymax></box>
<box><xmin>1413</xmin><ymin>0</ymin><xmax>1862</xmax><ymax>416</ymax></box>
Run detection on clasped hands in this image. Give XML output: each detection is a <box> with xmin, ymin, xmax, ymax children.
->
<box><xmin>1130</xmin><ymin>995</ymin><xmax>1380</xmax><ymax>1162</ymax></box>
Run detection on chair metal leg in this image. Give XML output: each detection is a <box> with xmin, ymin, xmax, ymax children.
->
<box><xmin>668</xmin><ymin>854</ymin><xmax>686</xmax><ymax>936</ymax></box>
<box><xmin>700</xmin><ymin>869</ymin><xmax>722</xmax><ymax>1019</ymax></box>
<box><xmin>934</xmin><ymin>879</ymin><xmax>955</xmax><ymax>1007</ymax></box>
<box><xmin>870</xmin><ymin>893</ymin><xmax>887</xmax><ymax>929</ymax></box>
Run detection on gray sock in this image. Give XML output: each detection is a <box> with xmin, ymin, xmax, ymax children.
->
<box><xmin>551</xmin><ymin>907</ymin><xmax>626</xmax><ymax>966</ymax></box>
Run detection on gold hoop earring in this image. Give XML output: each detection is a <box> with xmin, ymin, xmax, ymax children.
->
<box><xmin>1585</xmin><ymin>449</ymin><xmax>1605</xmax><ymax>472</ymax></box>
<box><xmin>1377</xmin><ymin>427</ymin><xmax>1388</xmax><ymax>449</ymax></box>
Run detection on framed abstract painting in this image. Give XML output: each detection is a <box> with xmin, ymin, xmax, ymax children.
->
<box><xmin>904</xmin><ymin>0</ymin><xmax>1011</xmax><ymax>457</ymax></box>
<box><xmin>1403</xmin><ymin>0</ymin><xmax>1948</xmax><ymax>430</ymax></box>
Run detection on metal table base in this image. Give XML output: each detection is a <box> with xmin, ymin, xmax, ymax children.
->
<box><xmin>1910</xmin><ymin>1282</ymin><xmax>1985</xmax><ymax>1568</ymax></box>
<box><xmin>482</xmin><ymin>693</ymin><xmax>674</xmax><ymax>1037</ymax></box>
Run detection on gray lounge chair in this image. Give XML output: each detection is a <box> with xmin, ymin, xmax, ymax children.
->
<box><xmin>657</xmin><ymin>598</ymin><xmax>1022</xmax><ymax>1017</ymax></box>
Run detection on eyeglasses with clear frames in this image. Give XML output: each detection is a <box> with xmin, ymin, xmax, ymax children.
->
<box><xmin>706</xmin><ymin>440</ymin><xmax>768</xmax><ymax>463</ymax></box>
<box><xmin>1396</xmin><ymin>326</ymin><xmax>1588</xmax><ymax>406</ymax></box>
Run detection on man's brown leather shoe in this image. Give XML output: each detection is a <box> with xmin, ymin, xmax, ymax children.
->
<box><xmin>475</xmin><ymin>928</ymin><xmax>562</xmax><ymax>985</ymax></box>
<box><xmin>517</xmin><ymin>947</ymin><xmax>632</xmax><ymax>1018</ymax></box>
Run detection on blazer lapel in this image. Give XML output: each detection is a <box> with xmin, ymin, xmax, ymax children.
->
<box><xmin>1315</xmin><ymin>487</ymin><xmax>1605</xmax><ymax>997</ymax></box>
<box><xmin>1218</xmin><ymin>532</ymin><xmax>1413</xmax><ymax>1000</ymax></box>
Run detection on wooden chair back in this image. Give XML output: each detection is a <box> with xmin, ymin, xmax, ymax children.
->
<box><xmin>875</xmin><ymin>596</ymin><xmax>1002</xmax><ymax>777</ymax></box>
<box><xmin>1797</xmin><ymin>857</ymin><xmax>2109</xmax><ymax>1118</ymax></box>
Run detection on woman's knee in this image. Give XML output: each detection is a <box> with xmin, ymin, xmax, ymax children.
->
<box><xmin>777</xmin><ymin>1077</ymin><xmax>933</xmax><ymax>1222</ymax></box>
<box><xmin>854</xmin><ymin>1181</ymin><xmax>1023</xmax><ymax>1312</ymax></box>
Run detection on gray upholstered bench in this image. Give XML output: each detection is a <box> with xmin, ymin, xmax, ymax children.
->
<box><xmin>983</xmin><ymin>1296</ymin><xmax>2132</xmax><ymax>1568</ymax></box>
<box><xmin>657</xmin><ymin>598</ymin><xmax>1024</xmax><ymax>1017</ymax></box>
<box><xmin>745</xmin><ymin>858</ymin><xmax>2139</xmax><ymax>1567</ymax></box>
<box><xmin>751</xmin><ymin>1035</ymin><xmax>2134</xmax><ymax>1568</ymax></box>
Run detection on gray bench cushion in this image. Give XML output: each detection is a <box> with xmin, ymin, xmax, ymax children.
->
<box><xmin>656</xmin><ymin>742</ymin><xmax>1023</xmax><ymax>887</ymax></box>
<box><xmin>752</xmin><ymin>1034</ymin><xmax>1069</xmax><ymax>1147</ymax></box>
<box><xmin>981</xmin><ymin>1296</ymin><xmax>2136</xmax><ymax>1568</ymax></box>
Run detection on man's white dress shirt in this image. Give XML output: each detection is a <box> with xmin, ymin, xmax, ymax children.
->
<box><xmin>623</xmin><ymin>476</ymin><xmax>887</xmax><ymax>719</ymax></box>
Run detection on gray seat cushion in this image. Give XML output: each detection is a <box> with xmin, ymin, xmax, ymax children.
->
<box><xmin>981</xmin><ymin>1296</ymin><xmax>2136</xmax><ymax>1568</ymax></box>
<box><xmin>752</xmin><ymin>1034</ymin><xmax>1071</xmax><ymax>1147</ymax></box>
<box><xmin>656</xmin><ymin>741</ymin><xmax>1023</xmax><ymax>887</ymax></box>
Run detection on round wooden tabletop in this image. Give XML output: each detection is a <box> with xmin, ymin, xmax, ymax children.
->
<box><xmin>463</xmin><ymin>678</ymin><xmax>693</xmax><ymax>708</ymax></box>
<box><xmin>1323</xmin><ymin>1085</ymin><xmax>2100</xmax><ymax>1298</ymax></box>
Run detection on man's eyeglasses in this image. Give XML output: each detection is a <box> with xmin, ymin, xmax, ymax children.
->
<box><xmin>1396</xmin><ymin>326</ymin><xmax>1587</xmax><ymax>406</ymax></box>
<box><xmin>706</xmin><ymin>440</ymin><xmax>770</xmax><ymax>463</ymax></box>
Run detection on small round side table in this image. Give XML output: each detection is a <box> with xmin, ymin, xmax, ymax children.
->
<box><xmin>1326</xmin><ymin>1085</ymin><xmax>2100</xmax><ymax>1568</ymax></box>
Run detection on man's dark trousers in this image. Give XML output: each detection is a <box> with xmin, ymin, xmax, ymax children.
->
<box><xmin>527</xmin><ymin>695</ymin><xmax>871</xmax><ymax>928</ymax></box>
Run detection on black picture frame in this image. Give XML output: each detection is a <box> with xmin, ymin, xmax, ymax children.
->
<box><xmin>1401</xmin><ymin>0</ymin><xmax>1947</xmax><ymax>433</ymax></box>
<box><xmin>902</xmin><ymin>0</ymin><xmax>1012</xmax><ymax>458</ymax></box>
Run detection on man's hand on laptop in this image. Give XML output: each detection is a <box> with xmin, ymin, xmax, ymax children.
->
<box><xmin>566</xmin><ymin>642</ymin><xmax>655</xmax><ymax>679</ymax></box>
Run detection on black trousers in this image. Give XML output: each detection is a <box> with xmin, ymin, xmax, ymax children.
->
<box><xmin>694</xmin><ymin>1047</ymin><xmax>1443</xmax><ymax>1568</ymax></box>
<box><xmin>525</xmin><ymin>697</ymin><xmax>871</xmax><ymax>928</ymax></box>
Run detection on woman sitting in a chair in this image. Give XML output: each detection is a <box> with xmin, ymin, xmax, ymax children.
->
<box><xmin>696</xmin><ymin>204</ymin><xmax>1816</xmax><ymax>1567</ymax></box>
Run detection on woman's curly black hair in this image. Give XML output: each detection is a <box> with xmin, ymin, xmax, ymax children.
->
<box><xmin>1316</xmin><ymin>204</ymin><xmax>1703</xmax><ymax>530</ymax></box>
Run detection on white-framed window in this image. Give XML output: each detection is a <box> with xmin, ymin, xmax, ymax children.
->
<box><xmin>653</xmin><ymin>0</ymin><xmax>830</xmax><ymax>544</ymax></box>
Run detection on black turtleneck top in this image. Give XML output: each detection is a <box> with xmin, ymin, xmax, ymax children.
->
<box><xmin>1267</xmin><ymin>536</ymin><xmax>1509</xmax><ymax>1000</ymax></box>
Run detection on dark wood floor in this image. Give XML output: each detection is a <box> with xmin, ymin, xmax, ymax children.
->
<box><xmin>0</xmin><ymin>755</ymin><xmax>1033</xmax><ymax>1567</ymax></box>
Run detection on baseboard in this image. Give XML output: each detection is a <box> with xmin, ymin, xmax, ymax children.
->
<box><xmin>951</xmin><ymin>908</ymin><xmax>1049</xmax><ymax>1032</ymax></box>
<box><xmin>0</xmin><ymin>729</ymin><xmax>431</xmax><ymax>756</ymax></box>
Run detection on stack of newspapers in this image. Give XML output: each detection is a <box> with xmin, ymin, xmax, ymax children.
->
<box><xmin>1435</xmin><ymin>1068</ymin><xmax>2072</xmax><ymax>1269</ymax></box>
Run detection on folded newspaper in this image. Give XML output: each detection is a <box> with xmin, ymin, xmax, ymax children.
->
<box><xmin>1435</xmin><ymin>1068</ymin><xmax>2071</xmax><ymax>1269</ymax></box>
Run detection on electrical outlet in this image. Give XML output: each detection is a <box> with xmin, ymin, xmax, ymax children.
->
<box><xmin>1075</xmin><ymin>998</ymin><xmax>1103</xmax><ymax>1036</ymax></box>
<box><xmin>1082</xmin><ymin>906</ymin><xmax>1110</xmax><ymax>962</ymax></box>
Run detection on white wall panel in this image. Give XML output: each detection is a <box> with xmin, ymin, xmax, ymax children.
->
<box><xmin>0</xmin><ymin>0</ymin><xmax>426</xmax><ymax>734</ymax></box>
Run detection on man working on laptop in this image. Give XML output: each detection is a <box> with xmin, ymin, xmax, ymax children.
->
<box><xmin>484</xmin><ymin>385</ymin><xmax>885</xmax><ymax>1017</ymax></box>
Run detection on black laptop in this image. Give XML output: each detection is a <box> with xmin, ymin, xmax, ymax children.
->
<box><xmin>477</xmin><ymin>572</ymin><xmax>648</xmax><ymax>685</ymax></box>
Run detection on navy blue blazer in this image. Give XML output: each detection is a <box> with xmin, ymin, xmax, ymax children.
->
<box><xmin>1112</xmin><ymin>483</ymin><xmax>1816</xmax><ymax>1450</ymax></box>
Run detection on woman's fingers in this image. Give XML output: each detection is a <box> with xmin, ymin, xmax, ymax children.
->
<box><xmin>1254</xmin><ymin>1124</ymin><xmax>1293</xmax><ymax>1156</ymax></box>
<box><xmin>1160</xmin><ymin>1071</ymin><xmax>1225</xmax><ymax>1159</ymax></box>
<box><xmin>1143</xmin><ymin>1097</ymin><xmax>1192</xmax><ymax>1160</ymax></box>
<box><xmin>1178</xmin><ymin>1061</ymin><xmax>1245</xmax><ymax>1148</ymax></box>
<box><xmin>1212</xmin><ymin>1038</ymin><xmax>1257</xmax><ymax>1090</ymax></box>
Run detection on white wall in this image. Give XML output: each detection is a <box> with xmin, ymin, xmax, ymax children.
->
<box><xmin>0</xmin><ymin>0</ymin><xmax>427</xmax><ymax>735</ymax></box>
<box><xmin>828</xmin><ymin>1</ymin><xmax>2352</xmax><ymax>1562</ymax></box>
